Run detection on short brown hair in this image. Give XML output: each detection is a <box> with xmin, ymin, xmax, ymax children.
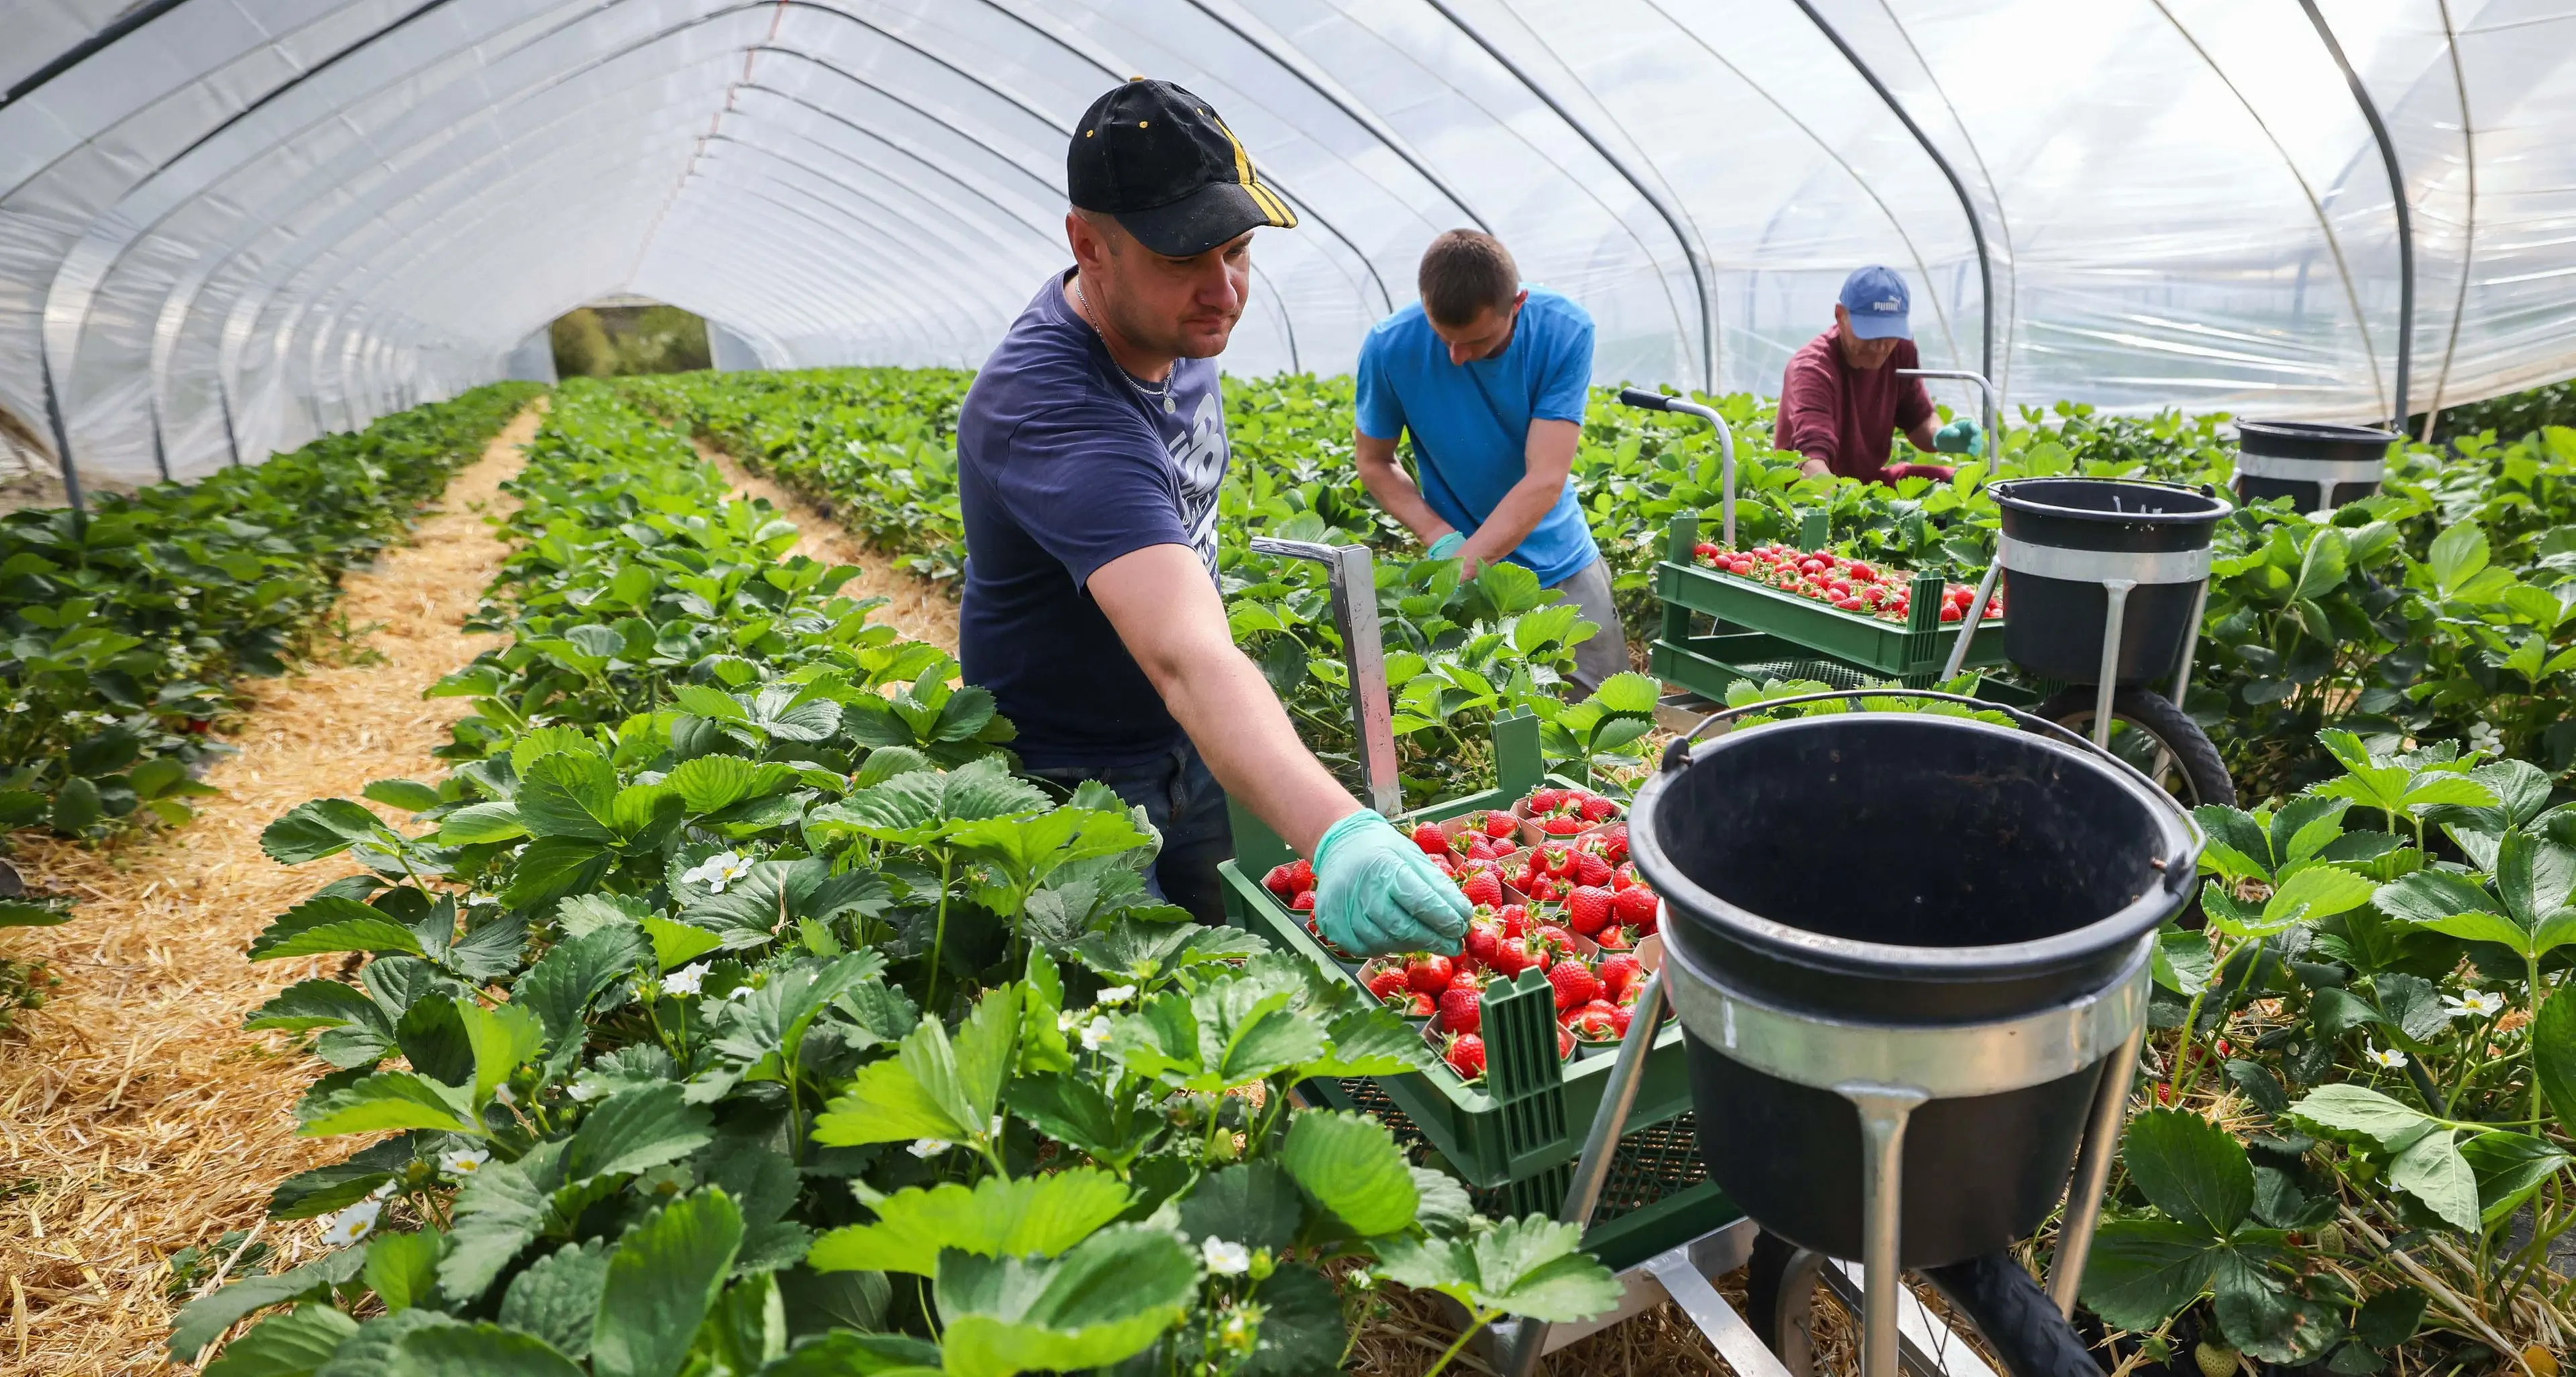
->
<box><xmin>1418</xmin><ymin>230</ymin><xmax>1519</xmax><ymax>327</ymax></box>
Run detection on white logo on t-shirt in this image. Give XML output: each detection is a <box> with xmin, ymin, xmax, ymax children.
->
<box><xmin>1171</xmin><ymin>390</ymin><xmax>1227</xmax><ymax>571</ymax></box>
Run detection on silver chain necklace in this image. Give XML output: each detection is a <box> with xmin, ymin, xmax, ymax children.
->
<box><xmin>1071</xmin><ymin>276</ymin><xmax>1179</xmax><ymax>413</ymax></box>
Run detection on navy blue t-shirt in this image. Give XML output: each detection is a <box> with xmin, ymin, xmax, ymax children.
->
<box><xmin>957</xmin><ymin>272</ymin><xmax>1228</xmax><ymax>769</ymax></box>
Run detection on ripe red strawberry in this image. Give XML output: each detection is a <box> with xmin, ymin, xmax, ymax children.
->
<box><xmin>1548</xmin><ymin>959</ymin><xmax>1600</xmax><ymax>1012</ymax></box>
<box><xmin>1594</xmin><ymin>924</ymin><xmax>1633</xmax><ymax>952</ymax></box>
<box><xmin>1291</xmin><ymin>889</ymin><xmax>1316</xmax><ymax>913</ymax></box>
<box><xmin>1540</xmin><ymin>815</ymin><xmax>1585</xmax><ymax>836</ymax></box>
<box><xmin>1444</xmin><ymin>1032</ymin><xmax>1486</xmax><ymax>1080</ymax></box>
<box><xmin>1565</xmin><ymin>885</ymin><xmax>1615</xmax><ymax>936</ymax></box>
<box><xmin>1578</xmin><ymin>795</ymin><xmax>1617</xmax><ymax>822</ymax></box>
<box><xmin>1366</xmin><ymin>966</ymin><xmax>1409</xmax><ymax>1002</ymax></box>
<box><xmin>1439</xmin><ymin>976</ymin><xmax>1486</xmax><ymax>1036</ymax></box>
<box><xmin>1572</xmin><ymin>850</ymin><xmax>1614</xmax><ymax>887</ymax></box>
<box><xmin>1464</xmin><ymin>835</ymin><xmax>1500</xmax><ymax>862</ymax></box>
<box><xmin>1567</xmin><ymin>1005</ymin><xmax>1619</xmax><ymax>1041</ymax></box>
<box><xmin>1463</xmin><ymin>918</ymin><xmax>1503</xmax><ymax>969</ymax></box>
<box><xmin>1613</xmin><ymin>885</ymin><xmax>1660</xmax><ymax>933</ymax></box>
<box><xmin>1595</xmin><ymin>825</ymin><xmax>1629</xmax><ymax>865</ymax></box>
<box><xmin>1460</xmin><ymin>870</ymin><xmax>1503</xmax><ymax>908</ymax></box>
<box><xmin>1263</xmin><ymin>863</ymin><xmax>1297</xmax><ymax>898</ymax></box>
<box><xmin>1526</xmin><ymin>877</ymin><xmax>1561</xmax><ymax>902</ymax></box>
<box><xmin>1411</xmin><ymin>822</ymin><xmax>1450</xmax><ymax>857</ymax></box>
<box><xmin>1538</xmin><ymin>923</ymin><xmax>1574</xmax><ymax>950</ymax></box>
<box><xmin>1528</xmin><ymin>788</ymin><xmax>1568</xmax><ymax>814</ymax></box>
<box><xmin>1286</xmin><ymin>858</ymin><xmax>1314</xmax><ymax>892</ymax></box>
<box><xmin>1538</xmin><ymin>844</ymin><xmax>1573</xmax><ymax>877</ymax></box>
<box><xmin>1597</xmin><ymin>953</ymin><xmax>1644</xmax><ymax>1000</ymax></box>
<box><xmin>1487</xmin><ymin>936</ymin><xmax>1536</xmax><ymax>978</ymax></box>
<box><xmin>1558</xmin><ymin>1026</ymin><xmax>1576</xmax><ymax>1060</ymax></box>
<box><xmin>1405</xmin><ymin>954</ymin><xmax>1455</xmax><ymax>996</ymax></box>
<box><xmin>1408</xmin><ymin>992</ymin><xmax>1438</xmax><ymax>1018</ymax></box>
<box><xmin>1608</xmin><ymin>1004</ymin><xmax>1633</xmax><ymax>1036</ymax></box>
<box><xmin>1609</xmin><ymin>863</ymin><xmax>1635</xmax><ymax>892</ymax></box>
<box><xmin>1482</xmin><ymin>810</ymin><xmax>1517</xmax><ymax>839</ymax></box>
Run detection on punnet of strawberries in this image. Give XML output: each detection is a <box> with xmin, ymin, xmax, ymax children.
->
<box><xmin>1688</xmin><ymin>541</ymin><xmax>2002</xmax><ymax>624</ymax></box>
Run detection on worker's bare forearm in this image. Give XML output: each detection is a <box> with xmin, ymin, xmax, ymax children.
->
<box><xmin>1353</xmin><ymin>433</ymin><xmax>1453</xmax><ymax>545</ymax></box>
<box><xmin>1905</xmin><ymin>420</ymin><xmax>1941</xmax><ymax>453</ymax></box>
<box><xmin>1088</xmin><ymin>543</ymin><xmax>1360</xmax><ymax>858</ymax></box>
<box><xmin>1454</xmin><ymin>474</ymin><xmax>1558</xmax><ymax>569</ymax></box>
<box><xmin>1152</xmin><ymin>648</ymin><xmax>1359</xmax><ymax>856</ymax></box>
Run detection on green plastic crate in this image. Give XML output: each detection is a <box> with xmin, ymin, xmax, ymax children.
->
<box><xmin>1652</xmin><ymin>512</ymin><xmax>2010</xmax><ymax>685</ymax></box>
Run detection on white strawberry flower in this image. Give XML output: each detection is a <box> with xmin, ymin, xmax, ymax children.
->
<box><xmin>4</xmin><ymin>702</ymin><xmax>25</xmax><ymax>714</ymax></box>
<box><xmin>320</xmin><ymin>1198</ymin><xmax>382</xmax><ymax>1247</ymax></box>
<box><xmin>2445</xmin><ymin>989</ymin><xmax>2506</xmax><ymax>1020</ymax></box>
<box><xmin>908</xmin><ymin>1138</ymin><xmax>952</xmax><ymax>1158</ymax></box>
<box><xmin>661</xmin><ymin>962</ymin><xmax>707</xmax><ymax>996</ymax></box>
<box><xmin>566</xmin><ymin>1081</ymin><xmax>598</xmax><ymax>1102</ymax></box>
<box><xmin>1081</xmin><ymin>1015</ymin><xmax>1114</xmax><ymax>1052</ymax></box>
<box><xmin>439</xmin><ymin>1148</ymin><xmax>490</xmax><ymax>1178</ymax></box>
<box><xmin>369</xmin><ymin>1178</ymin><xmax>400</xmax><ymax>1200</ymax></box>
<box><xmin>1201</xmin><ymin>1237</ymin><xmax>1251</xmax><ymax>1276</ymax></box>
<box><xmin>1057</xmin><ymin>1009</ymin><xmax>1080</xmax><ymax>1034</ymax></box>
<box><xmin>682</xmin><ymin>851</ymin><xmax>753</xmax><ymax>893</ymax></box>
<box><xmin>1095</xmin><ymin>984</ymin><xmax>1137</xmax><ymax>1006</ymax></box>
<box><xmin>2365</xmin><ymin>1044</ymin><xmax>2409</xmax><ymax>1070</ymax></box>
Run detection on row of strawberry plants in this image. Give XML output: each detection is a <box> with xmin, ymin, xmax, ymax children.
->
<box><xmin>2074</xmin><ymin>733</ymin><xmax>2576</xmax><ymax>1376</ymax></box>
<box><xmin>178</xmin><ymin>378</ymin><xmax>1618</xmax><ymax>1376</ymax></box>
<box><xmin>630</xmin><ymin>368</ymin><xmax>1646</xmax><ymax>808</ymax></box>
<box><xmin>0</xmin><ymin>381</ymin><xmax>542</xmax><ymax>846</ymax></box>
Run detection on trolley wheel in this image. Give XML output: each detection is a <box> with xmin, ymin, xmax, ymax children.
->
<box><xmin>1743</xmin><ymin>1231</ymin><xmax>1827</xmax><ymax>1377</ymax></box>
<box><xmin>2033</xmin><ymin>686</ymin><xmax>2235</xmax><ymax>808</ymax></box>
<box><xmin>1743</xmin><ymin>1231</ymin><xmax>2104</xmax><ymax>1377</ymax></box>
<box><xmin>1921</xmin><ymin>1253</ymin><xmax>2107</xmax><ymax>1377</ymax></box>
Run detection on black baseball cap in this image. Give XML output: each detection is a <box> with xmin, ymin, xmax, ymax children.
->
<box><xmin>1067</xmin><ymin>78</ymin><xmax>1297</xmax><ymax>258</ymax></box>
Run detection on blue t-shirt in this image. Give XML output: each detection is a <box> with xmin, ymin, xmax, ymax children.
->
<box><xmin>957</xmin><ymin>272</ymin><xmax>1229</xmax><ymax>769</ymax></box>
<box><xmin>1354</xmin><ymin>286</ymin><xmax>1599</xmax><ymax>586</ymax></box>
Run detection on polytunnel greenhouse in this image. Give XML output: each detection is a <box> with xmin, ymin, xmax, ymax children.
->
<box><xmin>7</xmin><ymin>4</ymin><xmax>2576</xmax><ymax>1376</ymax></box>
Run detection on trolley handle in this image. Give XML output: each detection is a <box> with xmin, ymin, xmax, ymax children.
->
<box><xmin>1659</xmin><ymin>687</ymin><xmax>2202</xmax><ymax>895</ymax></box>
<box><xmin>1615</xmin><ymin>387</ymin><xmax>1737</xmax><ymax>548</ymax></box>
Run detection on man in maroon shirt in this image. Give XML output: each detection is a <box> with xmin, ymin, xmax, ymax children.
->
<box><xmin>1773</xmin><ymin>266</ymin><xmax>1973</xmax><ymax>485</ymax></box>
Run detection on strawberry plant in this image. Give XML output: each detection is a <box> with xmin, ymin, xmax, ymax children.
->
<box><xmin>180</xmin><ymin>381</ymin><xmax>1619</xmax><ymax>1375</ymax></box>
<box><xmin>0</xmin><ymin>383</ymin><xmax>538</xmax><ymax>838</ymax></box>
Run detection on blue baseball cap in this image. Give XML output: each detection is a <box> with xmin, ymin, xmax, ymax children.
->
<box><xmin>1837</xmin><ymin>266</ymin><xmax>1911</xmax><ymax>340</ymax></box>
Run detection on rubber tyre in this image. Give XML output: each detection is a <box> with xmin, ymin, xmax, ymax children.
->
<box><xmin>2033</xmin><ymin>686</ymin><xmax>2235</xmax><ymax>808</ymax></box>
<box><xmin>1744</xmin><ymin>1232</ymin><xmax>2103</xmax><ymax>1377</ymax></box>
<box><xmin>1921</xmin><ymin>1253</ymin><xmax>2105</xmax><ymax>1377</ymax></box>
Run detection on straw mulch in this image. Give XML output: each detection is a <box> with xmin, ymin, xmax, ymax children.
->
<box><xmin>694</xmin><ymin>441</ymin><xmax>959</xmax><ymax>656</ymax></box>
<box><xmin>0</xmin><ymin>405</ymin><xmax>542</xmax><ymax>1375</ymax></box>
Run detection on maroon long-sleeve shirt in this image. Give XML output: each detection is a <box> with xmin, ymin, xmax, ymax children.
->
<box><xmin>1774</xmin><ymin>327</ymin><xmax>1937</xmax><ymax>484</ymax></box>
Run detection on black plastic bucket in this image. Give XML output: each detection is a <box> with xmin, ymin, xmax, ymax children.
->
<box><xmin>1630</xmin><ymin>712</ymin><xmax>2196</xmax><ymax>1265</ymax></box>
<box><xmin>2233</xmin><ymin>420</ymin><xmax>2396</xmax><ymax>512</ymax></box>
<box><xmin>1992</xmin><ymin>478</ymin><xmax>2227</xmax><ymax>685</ymax></box>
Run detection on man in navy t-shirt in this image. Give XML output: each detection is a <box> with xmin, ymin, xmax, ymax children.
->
<box><xmin>1353</xmin><ymin>230</ymin><xmax>1626</xmax><ymax>692</ymax></box>
<box><xmin>955</xmin><ymin>78</ymin><xmax>1466</xmax><ymax>956</ymax></box>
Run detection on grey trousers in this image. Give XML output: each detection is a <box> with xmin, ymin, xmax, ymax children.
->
<box><xmin>1549</xmin><ymin>557</ymin><xmax>1631</xmax><ymax>696</ymax></box>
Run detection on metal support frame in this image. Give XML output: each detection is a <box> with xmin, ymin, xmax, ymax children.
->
<box><xmin>148</xmin><ymin>393</ymin><xmax>172</xmax><ymax>483</ymax></box>
<box><xmin>1424</xmin><ymin>0</ymin><xmax>1718</xmax><ymax>393</ymax></box>
<box><xmin>1794</xmin><ymin>3</ymin><xmax>1996</xmax><ymax>384</ymax></box>
<box><xmin>1896</xmin><ymin>368</ymin><xmax>1999</xmax><ymax>457</ymax></box>
<box><xmin>216</xmin><ymin>374</ymin><xmax>244</xmax><ymax>468</ymax></box>
<box><xmin>2300</xmin><ymin>0</ymin><xmax>2412</xmax><ymax>430</ymax></box>
<box><xmin>1618</xmin><ymin>388</ymin><xmax>1736</xmax><ymax>546</ymax></box>
<box><xmin>38</xmin><ymin>351</ymin><xmax>85</xmax><ymax>522</ymax></box>
<box><xmin>1247</xmin><ymin>537</ymin><xmax>1401</xmax><ymax>817</ymax></box>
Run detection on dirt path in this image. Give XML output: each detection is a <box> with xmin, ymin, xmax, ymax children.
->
<box><xmin>0</xmin><ymin>404</ymin><xmax>541</xmax><ymax>1375</ymax></box>
<box><xmin>690</xmin><ymin>440</ymin><xmax>959</xmax><ymax>656</ymax></box>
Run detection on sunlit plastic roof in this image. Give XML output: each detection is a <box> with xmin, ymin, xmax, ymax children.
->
<box><xmin>5</xmin><ymin>0</ymin><xmax>2573</xmax><ymax>486</ymax></box>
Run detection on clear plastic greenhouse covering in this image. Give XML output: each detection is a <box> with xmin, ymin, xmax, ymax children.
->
<box><xmin>4</xmin><ymin>0</ymin><xmax>2575</xmax><ymax>488</ymax></box>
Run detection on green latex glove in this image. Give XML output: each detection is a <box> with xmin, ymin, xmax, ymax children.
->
<box><xmin>1311</xmin><ymin>809</ymin><xmax>1470</xmax><ymax>956</ymax></box>
<box><xmin>1428</xmin><ymin>531</ymin><xmax>1467</xmax><ymax>560</ymax></box>
<box><xmin>1935</xmin><ymin>417</ymin><xmax>1984</xmax><ymax>456</ymax></box>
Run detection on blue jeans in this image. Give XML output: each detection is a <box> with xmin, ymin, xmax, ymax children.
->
<box><xmin>1022</xmin><ymin>741</ymin><xmax>1234</xmax><ymax>926</ymax></box>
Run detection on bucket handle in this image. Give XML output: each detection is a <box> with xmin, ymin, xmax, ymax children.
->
<box><xmin>1660</xmin><ymin>688</ymin><xmax>2204</xmax><ymax>896</ymax></box>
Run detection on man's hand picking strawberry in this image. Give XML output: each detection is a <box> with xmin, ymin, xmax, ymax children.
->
<box><xmin>1310</xmin><ymin>809</ymin><xmax>1471</xmax><ymax>957</ymax></box>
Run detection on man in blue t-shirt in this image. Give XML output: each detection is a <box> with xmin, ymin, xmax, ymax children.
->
<box><xmin>1352</xmin><ymin>230</ymin><xmax>1627</xmax><ymax>692</ymax></box>
<box><xmin>955</xmin><ymin>78</ymin><xmax>1465</xmax><ymax>956</ymax></box>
